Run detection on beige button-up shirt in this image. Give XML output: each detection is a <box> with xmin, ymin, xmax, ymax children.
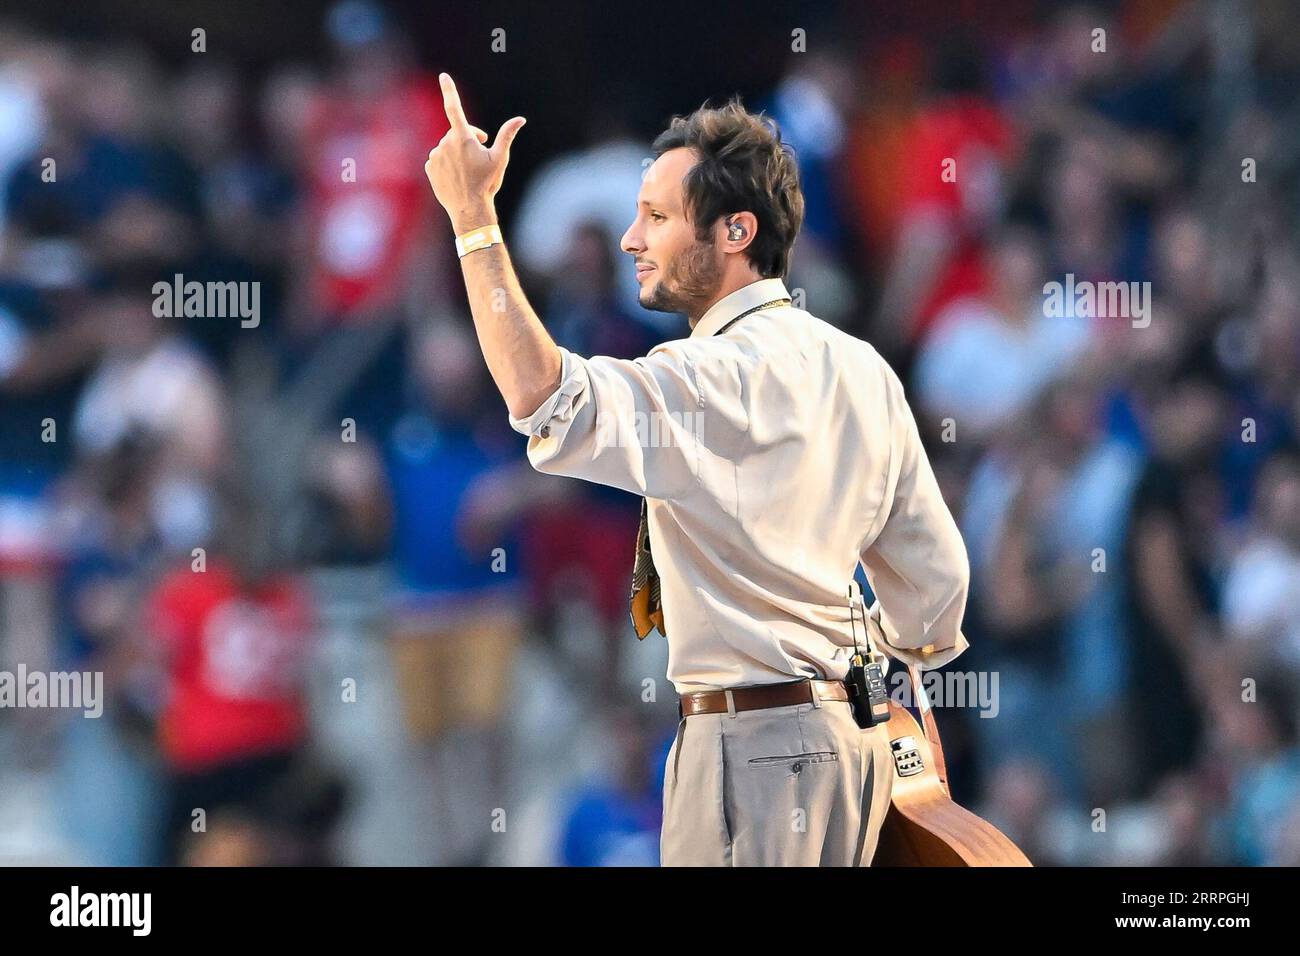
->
<box><xmin>508</xmin><ymin>277</ymin><xmax>970</xmax><ymax>692</ymax></box>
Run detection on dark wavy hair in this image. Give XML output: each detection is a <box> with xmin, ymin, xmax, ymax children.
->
<box><xmin>650</xmin><ymin>97</ymin><xmax>805</xmax><ymax>279</ymax></box>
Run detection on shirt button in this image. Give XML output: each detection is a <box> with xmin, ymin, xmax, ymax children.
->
<box><xmin>539</xmin><ymin>425</ymin><xmax>551</xmax><ymax>438</ymax></box>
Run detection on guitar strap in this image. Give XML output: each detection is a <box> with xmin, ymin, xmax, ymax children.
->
<box><xmin>906</xmin><ymin>662</ymin><xmax>950</xmax><ymax>797</ymax></box>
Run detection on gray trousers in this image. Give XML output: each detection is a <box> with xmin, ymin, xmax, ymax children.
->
<box><xmin>661</xmin><ymin>696</ymin><xmax>895</xmax><ymax>866</ymax></box>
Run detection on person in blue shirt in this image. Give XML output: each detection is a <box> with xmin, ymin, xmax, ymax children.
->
<box><xmin>560</xmin><ymin>709</ymin><xmax>672</xmax><ymax>867</ymax></box>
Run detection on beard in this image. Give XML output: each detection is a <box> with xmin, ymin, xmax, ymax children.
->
<box><xmin>639</xmin><ymin>238</ymin><xmax>723</xmax><ymax>316</ymax></box>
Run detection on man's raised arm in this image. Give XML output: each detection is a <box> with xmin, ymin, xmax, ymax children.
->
<box><xmin>423</xmin><ymin>72</ymin><xmax>561</xmax><ymax>421</ymax></box>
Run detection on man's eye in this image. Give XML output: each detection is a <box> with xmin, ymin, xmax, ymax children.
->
<box><xmin>650</xmin><ymin>212</ymin><xmax>666</xmax><ymax>223</ymax></box>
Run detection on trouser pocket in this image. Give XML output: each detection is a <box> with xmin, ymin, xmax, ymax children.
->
<box><xmin>667</xmin><ymin>717</ymin><xmax>687</xmax><ymax>787</ymax></box>
<box><xmin>747</xmin><ymin>751</ymin><xmax>839</xmax><ymax>774</ymax></box>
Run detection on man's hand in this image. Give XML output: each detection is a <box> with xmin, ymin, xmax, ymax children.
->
<box><xmin>425</xmin><ymin>72</ymin><xmax>527</xmax><ymax>233</ymax></box>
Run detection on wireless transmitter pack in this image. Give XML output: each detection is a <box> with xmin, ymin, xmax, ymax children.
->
<box><xmin>845</xmin><ymin>582</ymin><xmax>892</xmax><ymax>729</ymax></box>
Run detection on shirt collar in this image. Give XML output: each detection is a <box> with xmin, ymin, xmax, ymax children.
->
<box><xmin>689</xmin><ymin>277</ymin><xmax>792</xmax><ymax>338</ymax></box>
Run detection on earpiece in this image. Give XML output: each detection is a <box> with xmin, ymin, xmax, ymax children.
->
<box><xmin>727</xmin><ymin>219</ymin><xmax>745</xmax><ymax>241</ymax></box>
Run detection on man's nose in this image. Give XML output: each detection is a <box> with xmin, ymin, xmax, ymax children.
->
<box><xmin>620</xmin><ymin>222</ymin><xmax>644</xmax><ymax>255</ymax></box>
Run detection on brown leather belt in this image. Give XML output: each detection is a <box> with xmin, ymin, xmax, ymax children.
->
<box><xmin>678</xmin><ymin>678</ymin><xmax>849</xmax><ymax>718</ymax></box>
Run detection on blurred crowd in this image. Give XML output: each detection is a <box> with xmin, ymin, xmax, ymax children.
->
<box><xmin>1</xmin><ymin>0</ymin><xmax>1299</xmax><ymax>866</ymax></box>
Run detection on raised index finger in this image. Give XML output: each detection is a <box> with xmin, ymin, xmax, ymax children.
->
<box><xmin>439</xmin><ymin>72</ymin><xmax>470</xmax><ymax>133</ymax></box>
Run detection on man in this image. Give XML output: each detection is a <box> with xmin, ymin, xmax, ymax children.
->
<box><xmin>424</xmin><ymin>74</ymin><xmax>971</xmax><ymax>866</ymax></box>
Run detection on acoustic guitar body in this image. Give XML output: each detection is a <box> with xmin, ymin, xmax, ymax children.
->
<box><xmin>872</xmin><ymin>700</ymin><xmax>1032</xmax><ymax>867</ymax></box>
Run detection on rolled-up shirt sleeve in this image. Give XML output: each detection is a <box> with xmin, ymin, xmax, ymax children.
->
<box><xmin>859</xmin><ymin>367</ymin><xmax>971</xmax><ymax>672</ymax></box>
<box><xmin>507</xmin><ymin>346</ymin><xmax>589</xmax><ymax>441</ymax></box>
<box><xmin>507</xmin><ymin>343</ymin><xmax>709</xmax><ymax>500</ymax></box>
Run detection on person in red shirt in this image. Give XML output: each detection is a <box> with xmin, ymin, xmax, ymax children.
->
<box><xmin>296</xmin><ymin>1</ymin><xmax>451</xmax><ymax>324</ymax></box>
<box><xmin>874</xmin><ymin>34</ymin><xmax>1015</xmax><ymax>353</ymax></box>
<box><xmin>146</xmin><ymin>510</ymin><xmax>314</xmax><ymax>863</ymax></box>
<box><xmin>281</xmin><ymin>2</ymin><xmax>458</xmax><ymax>438</ymax></box>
